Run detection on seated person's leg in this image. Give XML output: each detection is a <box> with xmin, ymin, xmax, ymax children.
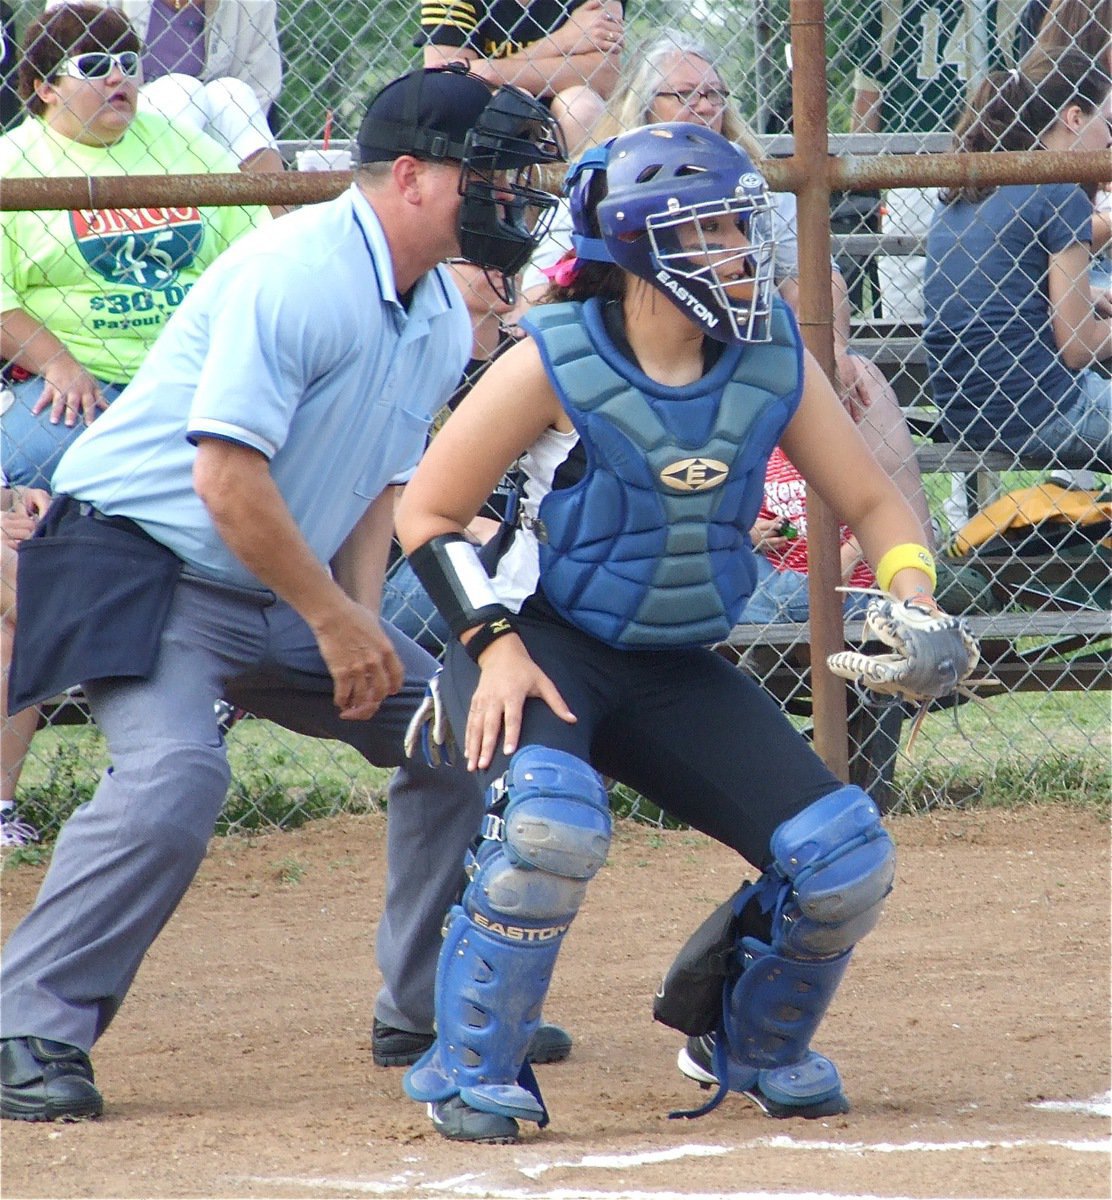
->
<box><xmin>1</xmin><ymin>377</ymin><xmax>121</xmax><ymax>491</ymax></box>
<box><xmin>137</xmin><ymin>72</ymin><xmax>207</xmax><ymax>133</ymax></box>
<box><xmin>1023</xmin><ymin>369</ymin><xmax>1111</xmax><ymax>472</ymax></box>
<box><xmin>381</xmin><ymin>556</ymin><xmax>449</xmax><ymax>656</ymax></box>
<box><xmin>140</xmin><ymin>74</ymin><xmax>282</xmax><ymax>173</ymax></box>
<box><xmin>737</xmin><ymin>554</ymin><xmax>811</xmax><ymax>625</ymax></box>
<box><xmin>846</xmin><ymin>353</ymin><xmax>934</xmax><ymax>543</ymax></box>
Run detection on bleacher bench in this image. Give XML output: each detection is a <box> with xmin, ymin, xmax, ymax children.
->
<box><xmin>716</xmin><ymin>180</ymin><xmax>1110</xmax><ymax>808</ymax></box>
<box><xmin>717</xmin><ymin>608</ymin><xmax>1112</xmax><ymax>812</ymax></box>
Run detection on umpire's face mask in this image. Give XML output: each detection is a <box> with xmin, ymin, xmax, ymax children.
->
<box><xmin>454</xmin><ymin>87</ymin><xmax>565</xmax><ymax>301</ymax></box>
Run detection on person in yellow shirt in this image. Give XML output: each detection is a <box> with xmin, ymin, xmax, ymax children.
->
<box><xmin>0</xmin><ymin>3</ymin><xmax>266</xmax><ymax>489</ymax></box>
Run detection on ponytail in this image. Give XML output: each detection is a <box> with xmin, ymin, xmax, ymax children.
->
<box><xmin>942</xmin><ymin>47</ymin><xmax>1111</xmax><ymax>203</ymax></box>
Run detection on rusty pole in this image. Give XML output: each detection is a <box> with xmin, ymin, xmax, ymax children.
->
<box><xmin>789</xmin><ymin>0</ymin><xmax>850</xmax><ymax>779</ymax></box>
<box><xmin>0</xmin><ymin>169</ymin><xmax>353</xmax><ymax>211</ymax></box>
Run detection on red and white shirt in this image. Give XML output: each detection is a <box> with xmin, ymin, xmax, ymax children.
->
<box><xmin>758</xmin><ymin>448</ymin><xmax>875</xmax><ymax>589</ymax></box>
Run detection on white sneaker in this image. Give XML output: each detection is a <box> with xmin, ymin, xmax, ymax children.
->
<box><xmin>0</xmin><ymin>809</ymin><xmax>40</xmax><ymax>849</ymax></box>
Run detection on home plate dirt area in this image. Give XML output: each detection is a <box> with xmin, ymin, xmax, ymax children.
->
<box><xmin>2</xmin><ymin>805</ymin><xmax>1108</xmax><ymax>1199</ymax></box>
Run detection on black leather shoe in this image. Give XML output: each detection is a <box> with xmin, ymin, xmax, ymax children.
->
<box><xmin>1</xmin><ymin>1037</ymin><xmax>103</xmax><ymax>1122</ymax></box>
<box><xmin>372</xmin><ymin>1020</ymin><xmax>433</xmax><ymax>1067</ymax></box>
<box><xmin>373</xmin><ymin>1019</ymin><xmax>573</xmax><ymax>1067</ymax></box>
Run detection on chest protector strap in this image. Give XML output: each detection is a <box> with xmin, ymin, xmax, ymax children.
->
<box><xmin>521</xmin><ymin>297</ymin><xmax>802</xmax><ymax>649</ymax></box>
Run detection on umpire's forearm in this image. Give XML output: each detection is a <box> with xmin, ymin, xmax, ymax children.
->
<box><xmin>330</xmin><ymin>486</ymin><xmax>396</xmax><ymax>613</ymax></box>
<box><xmin>192</xmin><ymin>437</ymin><xmax>351</xmax><ymax>631</ymax></box>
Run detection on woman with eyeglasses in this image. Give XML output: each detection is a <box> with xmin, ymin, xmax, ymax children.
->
<box><xmin>924</xmin><ymin>46</ymin><xmax>1112</xmax><ymax>469</ymax></box>
<box><xmin>593</xmin><ymin>32</ymin><xmax>920</xmax><ymax>436</ymax></box>
<box><xmin>0</xmin><ymin>3</ymin><xmax>267</xmax><ymax>491</ymax></box>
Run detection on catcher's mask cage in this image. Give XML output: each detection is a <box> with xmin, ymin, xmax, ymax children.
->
<box><xmin>456</xmin><ymin>85</ymin><xmax>566</xmax><ymax>298</ymax></box>
<box><xmin>581</xmin><ymin>124</ymin><xmax>777</xmax><ymax>343</ymax></box>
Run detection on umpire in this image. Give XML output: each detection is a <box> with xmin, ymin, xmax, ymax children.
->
<box><xmin>0</xmin><ymin>67</ymin><xmax>565</xmax><ymax>1121</ymax></box>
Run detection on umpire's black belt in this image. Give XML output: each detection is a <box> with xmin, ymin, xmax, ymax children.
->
<box><xmin>55</xmin><ymin>494</ymin><xmax>163</xmax><ymax>544</ymax></box>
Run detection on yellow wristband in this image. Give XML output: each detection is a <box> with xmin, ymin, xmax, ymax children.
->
<box><xmin>875</xmin><ymin>543</ymin><xmax>936</xmax><ymax>594</ymax></box>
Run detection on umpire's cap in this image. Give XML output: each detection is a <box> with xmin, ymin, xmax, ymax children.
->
<box><xmin>357</xmin><ymin>66</ymin><xmax>497</xmax><ymax>166</ymax></box>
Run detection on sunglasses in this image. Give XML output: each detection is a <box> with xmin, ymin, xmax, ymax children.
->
<box><xmin>55</xmin><ymin>51</ymin><xmax>141</xmax><ymax>82</ymax></box>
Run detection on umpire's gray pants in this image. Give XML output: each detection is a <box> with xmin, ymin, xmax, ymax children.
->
<box><xmin>0</xmin><ymin>576</ymin><xmax>483</xmax><ymax>1052</ymax></box>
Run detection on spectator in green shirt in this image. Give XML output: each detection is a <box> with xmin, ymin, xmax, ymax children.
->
<box><xmin>0</xmin><ymin>3</ymin><xmax>267</xmax><ymax>490</ymax></box>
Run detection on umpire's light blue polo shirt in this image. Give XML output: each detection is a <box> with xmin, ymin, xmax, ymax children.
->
<box><xmin>53</xmin><ymin>184</ymin><xmax>471</xmax><ymax>590</ymax></box>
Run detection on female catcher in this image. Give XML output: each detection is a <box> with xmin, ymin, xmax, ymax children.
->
<box><xmin>396</xmin><ymin>122</ymin><xmax>978</xmax><ymax>1143</ymax></box>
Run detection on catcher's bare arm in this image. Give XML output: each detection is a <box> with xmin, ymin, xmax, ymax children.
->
<box><xmin>781</xmin><ymin>351</ymin><xmax>980</xmax><ymax>703</ymax></box>
<box><xmin>782</xmin><ymin>349</ymin><xmax>935</xmax><ymax>600</ymax></box>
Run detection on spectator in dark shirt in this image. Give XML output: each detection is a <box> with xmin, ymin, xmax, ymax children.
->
<box><xmin>0</xmin><ymin>2</ymin><xmax>18</xmax><ymax>132</ymax></box>
<box><xmin>924</xmin><ymin>47</ymin><xmax>1112</xmax><ymax>468</ymax></box>
<box><xmin>416</xmin><ymin>0</ymin><xmax>624</xmax><ymax>152</ymax></box>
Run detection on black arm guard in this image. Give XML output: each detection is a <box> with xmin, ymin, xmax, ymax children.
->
<box><xmin>407</xmin><ymin>533</ymin><xmax>514</xmax><ymax>638</ymax></box>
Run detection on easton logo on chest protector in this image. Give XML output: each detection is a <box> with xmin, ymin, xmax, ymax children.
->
<box><xmin>70</xmin><ymin>207</ymin><xmax>204</xmax><ymax>289</ymax></box>
<box><xmin>660</xmin><ymin>457</ymin><xmax>730</xmax><ymax>493</ymax></box>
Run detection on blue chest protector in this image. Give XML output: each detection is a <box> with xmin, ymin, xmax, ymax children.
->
<box><xmin>520</xmin><ymin>296</ymin><xmax>804</xmax><ymax>649</ymax></box>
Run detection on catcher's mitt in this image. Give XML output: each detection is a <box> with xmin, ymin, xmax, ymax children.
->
<box><xmin>403</xmin><ymin>670</ymin><xmax>457</xmax><ymax>768</ymax></box>
<box><xmin>827</xmin><ymin>597</ymin><xmax>980</xmax><ymax>703</ymax></box>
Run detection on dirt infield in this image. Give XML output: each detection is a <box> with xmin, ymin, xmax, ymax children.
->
<box><xmin>2</xmin><ymin>804</ymin><xmax>1109</xmax><ymax>1200</ymax></box>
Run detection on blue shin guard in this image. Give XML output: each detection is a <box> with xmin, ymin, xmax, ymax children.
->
<box><xmin>676</xmin><ymin>785</ymin><xmax>894</xmax><ymax>1119</ymax></box>
<box><xmin>404</xmin><ymin>905</ymin><xmax>558</xmax><ymax>1124</ymax></box>
<box><xmin>405</xmin><ymin>747</ymin><xmax>611</xmax><ymax>1126</ymax></box>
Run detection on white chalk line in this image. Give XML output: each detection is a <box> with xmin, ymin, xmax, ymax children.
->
<box><xmin>1031</xmin><ymin>1089</ymin><xmax>1111</xmax><ymax>1118</ymax></box>
<box><xmin>237</xmin><ymin>1185</ymin><xmax>1012</xmax><ymax>1200</ymax></box>
<box><xmin>242</xmin><ymin>1125</ymin><xmax>1111</xmax><ymax>1198</ymax></box>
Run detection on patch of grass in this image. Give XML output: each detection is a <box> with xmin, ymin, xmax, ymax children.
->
<box><xmin>895</xmin><ymin>750</ymin><xmax>1110</xmax><ymax>816</ymax></box>
<box><xmin>10</xmin><ymin>732</ymin><xmax>101</xmax><ymax>839</ymax></box>
<box><xmin>9</xmin><ymin>718</ymin><xmax>393</xmax><ymax>851</ymax></box>
<box><xmin>1</xmin><ymin>844</ymin><xmax>50</xmax><ymax>869</ymax></box>
<box><xmin>609</xmin><ymin>783</ymin><xmax>687</xmax><ymax>829</ymax></box>
<box><xmin>274</xmin><ymin>855</ymin><xmax>306</xmax><ymax>886</ymax></box>
<box><xmin>7</xmin><ymin>685</ymin><xmax>1106</xmax><ymax>860</ymax></box>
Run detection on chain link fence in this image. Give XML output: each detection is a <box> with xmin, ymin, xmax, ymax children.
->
<box><xmin>2</xmin><ymin>1</ymin><xmax>1109</xmax><ymax>849</ymax></box>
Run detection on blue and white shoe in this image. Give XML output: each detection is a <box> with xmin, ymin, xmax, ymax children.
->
<box><xmin>428</xmin><ymin>1095</ymin><xmax>520</xmax><ymax>1144</ymax></box>
<box><xmin>0</xmin><ymin>807</ymin><xmax>39</xmax><ymax>849</ymax></box>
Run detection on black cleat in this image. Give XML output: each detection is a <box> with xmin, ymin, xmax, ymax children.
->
<box><xmin>372</xmin><ymin>1020</ymin><xmax>434</xmax><ymax>1067</ymax></box>
<box><xmin>1</xmin><ymin>1038</ymin><xmax>103</xmax><ymax>1122</ymax></box>
<box><xmin>373</xmin><ymin>1019</ymin><xmax>572</xmax><ymax>1067</ymax></box>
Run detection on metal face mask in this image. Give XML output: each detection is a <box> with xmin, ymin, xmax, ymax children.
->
<box><xmin>595</xmin><ymin>124</ymin><xmax>778</xmax><ymax>343</ymax></box>
<box><xmin>456</xmin><ymin>85</ymin><xmax>566</xmax><ymax>296</ymax></box>
<box><xmin>645</xmin><ymin>190</ymin><xmax>776</xmax><ymax>342</ymax></box>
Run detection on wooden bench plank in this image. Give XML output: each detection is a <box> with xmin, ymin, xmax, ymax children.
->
<box><xmin>847</xmin><ymin>336</ymin><xmax>925</xmax><ymax>366</ymax></box>
<box><xmin>722</xmin><ymin>610</ymin><xmax>1110</xmax><ymax>650</ymax></box>
<box><xmin>915</xmin><ymin>443</ymin><xmax>1013</xmax><ymax>473</ymax></box>
<box><xmin>833</xmin><ymin>233</ymin><xmax>925</xmax><ymax>258</ymax></box>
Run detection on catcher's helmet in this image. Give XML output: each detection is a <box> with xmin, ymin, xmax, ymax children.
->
<box><xmin>567</xmin><ymin>123</ymin><xmax>777</xmax><ymax>342</ymax></box>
